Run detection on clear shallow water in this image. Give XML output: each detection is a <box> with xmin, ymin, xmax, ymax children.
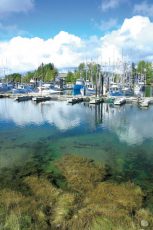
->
<box><xmin>1</xmin><ymin>98</ymin><xmax>153</xmax><ymax>191</ymax></box>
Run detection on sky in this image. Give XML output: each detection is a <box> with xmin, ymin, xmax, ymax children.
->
<box><xmin>0</xmin><ymin>0</ymin><xmax>153</xmax><ymax>74</ymax></box>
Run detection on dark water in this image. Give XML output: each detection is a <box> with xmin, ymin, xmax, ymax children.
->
<box><xmin>0</xmin><ymin>98</ymin><xmax>153</xmax><ymax>192</ymax></box>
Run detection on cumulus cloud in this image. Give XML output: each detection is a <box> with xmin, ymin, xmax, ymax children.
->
<box><xmin>100</xmin><ymin>16</ymin><xmax>153</xmax><ymax>63</ymax></box>
<box><xmin>0</xmin><ymin>16</ymin><xmax>153</xmax><ymax>73</ymax></box>
<box><xmin>101</xmin><ymin>0</ymin><xmax>122</xmax><ymax>11</ymax></box>
<box><xmin>0</xmin><ymin>31</ymin><xmax>100</xmax><ymax>73</ymax></box>
<box><xmin>0</xmin><ymin>0</ymin><xmax>34</xmax><ymax>14</ymax></box>
<box><xmin>133</xmin><ymin>1</ymin><xmax>153</xmax><ymax>17</ymax></box>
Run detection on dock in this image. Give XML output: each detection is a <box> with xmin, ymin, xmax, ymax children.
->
<box><xmin>1</xmin><ymin>92</ymin><xmax>153</xmax><ymax>108</ymax></box>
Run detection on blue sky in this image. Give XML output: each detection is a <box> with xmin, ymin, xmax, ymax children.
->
<box><xmin>1</xmin><ymin>0</ymin><xmax>153</xmax><ymax>40</ymax></box>
<box><xmin>0</xmin><ymin>0</ymin><xmax>153</xmax><ymax>72</ymax></box>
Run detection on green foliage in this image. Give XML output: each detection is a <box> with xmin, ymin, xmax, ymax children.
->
<box><xmin>39</xmin><ymin>63</ymin><xmax>58</xmax><ymax>82</ymax></box>
<box><xmin>4</xmin><ymin>73</ymin><xmax>22</xmax><ymax>83</ymax></box>
<box><xmin>66</xmin><ymin>62</ymin><xmax>101</xmax><ymax>83</ymax></box>
<box><xmin>22</xmin><ymin>71</ymin><xmax>34</xmax><ymax>83</ymax></box>
<box><xmin>4</xmin><ymin>63</ymin><xmax>58</xmax><ymax>84</ymax></box>
<box><xmin>66</xmin><ymin>71</ymin><xmax>77</xmax><ymax>83</ymax></box>
<box><xmin>137</xmin><ymin>60</ymin><xmax>153</xmax><ymax>84</ymax></box>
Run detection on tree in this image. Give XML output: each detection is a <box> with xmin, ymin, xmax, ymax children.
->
<box><xmin>5</xmin><ymin>73</ymin><xmax>22</xmax><ymax>83</ymax></box>
<box><xmin>66</xmin><ymin>72</ymin><xmax>76</xmax><ymax>83</ymax></box>
<box><xmin>137</xmin><ymin>61</ymin><xmax>153</xmax><ymax>84</ymax></box>
<box><xmin>22</xmin><ymin>63</ymin><xmax>58</xmax><ymax>83</ymax></box>
<box><xmin>22</xmin><ymin>72</ymin><xmax>34</xmax><ymax>83</ymax></box>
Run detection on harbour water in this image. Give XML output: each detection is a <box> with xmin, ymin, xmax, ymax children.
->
<box><xmin>1</xmin><ymin>98</ymin><xmax>153</xmax><ymax>206</ymax></box>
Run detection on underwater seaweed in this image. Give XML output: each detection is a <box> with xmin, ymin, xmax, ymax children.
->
<box><xmin>56</xmin><ymin>154</ymin><xmax>107</xmax><ymax>193</ymax></box>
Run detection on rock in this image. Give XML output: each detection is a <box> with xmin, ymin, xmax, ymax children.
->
<box><xmin>141</xmin><ymin>219</ymin><xmax>149</xmax><ymax>227</ymax></box>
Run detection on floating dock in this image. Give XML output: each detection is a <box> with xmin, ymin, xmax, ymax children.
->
<box><xmin>1</xmin><ymin>92</ymin><xmax>153</xmax><ymax>108</ymax></box>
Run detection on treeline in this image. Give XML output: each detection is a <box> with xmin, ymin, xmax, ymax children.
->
<box><xmin>3</xmin><ymin>60</ymin><xmax>153</xmax><ymax>85</ymax></box>
<box><xmin>66</xmin><ymin>62</ymin><xmax>101</xmax><ymax>84</ymax></box>
<box><xmin>66</xmin><ymin>61</ymin><xmax>153</xmax><ymax>84</ymax></box>
<box><xmin>4</xmin><ymin>63</ymin><xmax>58</xmax><ymax>83</ymax></box>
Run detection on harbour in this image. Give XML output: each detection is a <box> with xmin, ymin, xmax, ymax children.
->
<box><xmin>1</xmin><ymin>0</ymin><xmax>153</xmax><ymax>228</ymax></box>
<box><xmin>1</xmin><ymin>93</ymin><xmax>153</xmax><ymax>228</ymax></box>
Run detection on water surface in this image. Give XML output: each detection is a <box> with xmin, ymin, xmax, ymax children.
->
<box><xmin>0</xmin><ymin>98</ymin><xmax>153</xmax><ymax>193</ymax></box>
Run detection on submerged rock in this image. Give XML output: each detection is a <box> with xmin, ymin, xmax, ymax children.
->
<box><xmin>141</xmin><ymin>219</ymin><xmax>149</xmax><ymax>227</ymax></box>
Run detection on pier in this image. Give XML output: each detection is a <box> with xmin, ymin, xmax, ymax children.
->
<box><xmin>1</xmin><ymin>92</ymin><xmax>153</xmax><ymax>108</ymax></box>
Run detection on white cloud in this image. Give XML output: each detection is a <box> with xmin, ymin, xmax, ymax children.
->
<box><xmin>100</xmin><ymin>16</ymin><xmax>153</xmax><ymax>63</ymax></box>
<box><xmin>0</xmin><ymin>0</ymin><xmax>34</xmax><ymax>14</ymax></box>
<box><xmin>0</xmin><ymin>31</ymin><xmax>100</xmax><ymax>73</ymax></box>
<box><xmin>0</xmin><ymin>16</ymin><xmax>153</xmax><ymax>73</ymax></box>
<box><xmin>101</xmin><ymin>0</ymin><xmax>122</xmax><ymax>11</ymax></box>
<box><xmin>133</xmin><ymin>1</ymin><xmax>153</xmax><ymax>17</ymax></box>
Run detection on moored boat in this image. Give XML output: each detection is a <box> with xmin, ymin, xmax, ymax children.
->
<box><xmin>139</xmin><ymin>98</ymin><xmax>150</xmax><ymax>107</ymax></box>
<box><xmin>14</xmin><ymin>95</ymin><xmax>32</xmax><ymax>102</ymax></box>
<box><xmin>32</xmin><ymin>96</ymin><xmax>51</xmax><ymax>102</ymax></box>
<box><xmin>108</xmin><ymin>83</ymin><xmax>123</xmax><ymax>96</ymax></box>
<box><xmin>73</xmin><ymin>78</ymin><xmax>85</xmax><ymax>95</ymax></box>
<box><xmin>114</xmin><ymin>97</ymin><xmax>126</xmax><ymax>105</ymax></box>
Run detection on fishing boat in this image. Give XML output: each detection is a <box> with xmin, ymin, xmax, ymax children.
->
<box><xmin>0</xmin><ymin>83</ymin><xmax>13</xmax><ymax>92</ymax></box>
<box><xmin>122</xmin><ymin>85</ymin><xmax>133</xmax><ymax>96</ymax></box>
<box><xmin>12</xmin><ymin>84</ymin><xmax>33</xmax><ymax>94</ymax></box>
<box><xmin>108</xmin><ymin>83</ymin><xmax>123</xmax><ymax>96</ymax></box>
<box><xmin>37</xmin><ymin>83</ymin><xmax>62</xmax><ymax>95</ymax></box>
<box><xmin>73</xmin><ymin>78</ymin><xmax>85</xmax><ymax>95</ymax></box>
<box><xmin>84</xmin><ymin>80</ymin><xmax>96</xmax><ymax>95</ymax></box>
<box><xmin>139</xmin><ymin>98</ymin><xmax>150</xmax><ymax>107</ymax></box>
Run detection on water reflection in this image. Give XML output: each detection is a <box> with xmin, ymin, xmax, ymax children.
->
<box><xmin>0</xmin><ymin>99</ymin><xmax>153</xmax><ymax>146</ymax></box>
<box><xmin>93</xmin><ymin>103</ymin><xmax>153</xmax><ymax>145</ymax></box>
<box><xmin>0</xmin><ymin>99</ymin><xmax>92</xmax><ymax>130</ymax></box>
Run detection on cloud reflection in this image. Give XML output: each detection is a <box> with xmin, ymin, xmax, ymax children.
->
<box><xmin>101</xmin><ymin>103</ymin><xmax>153</xmax><ymax>145</ymax></box>
<box><xmin>0</xmin><ymin>99</ymin><xmax>153</xmax><ymax>145</ymax></box>
<box><xmin>0</xmin><ymin>99</ymin><xmax>91</xmax><ymax>131</ymax></box>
